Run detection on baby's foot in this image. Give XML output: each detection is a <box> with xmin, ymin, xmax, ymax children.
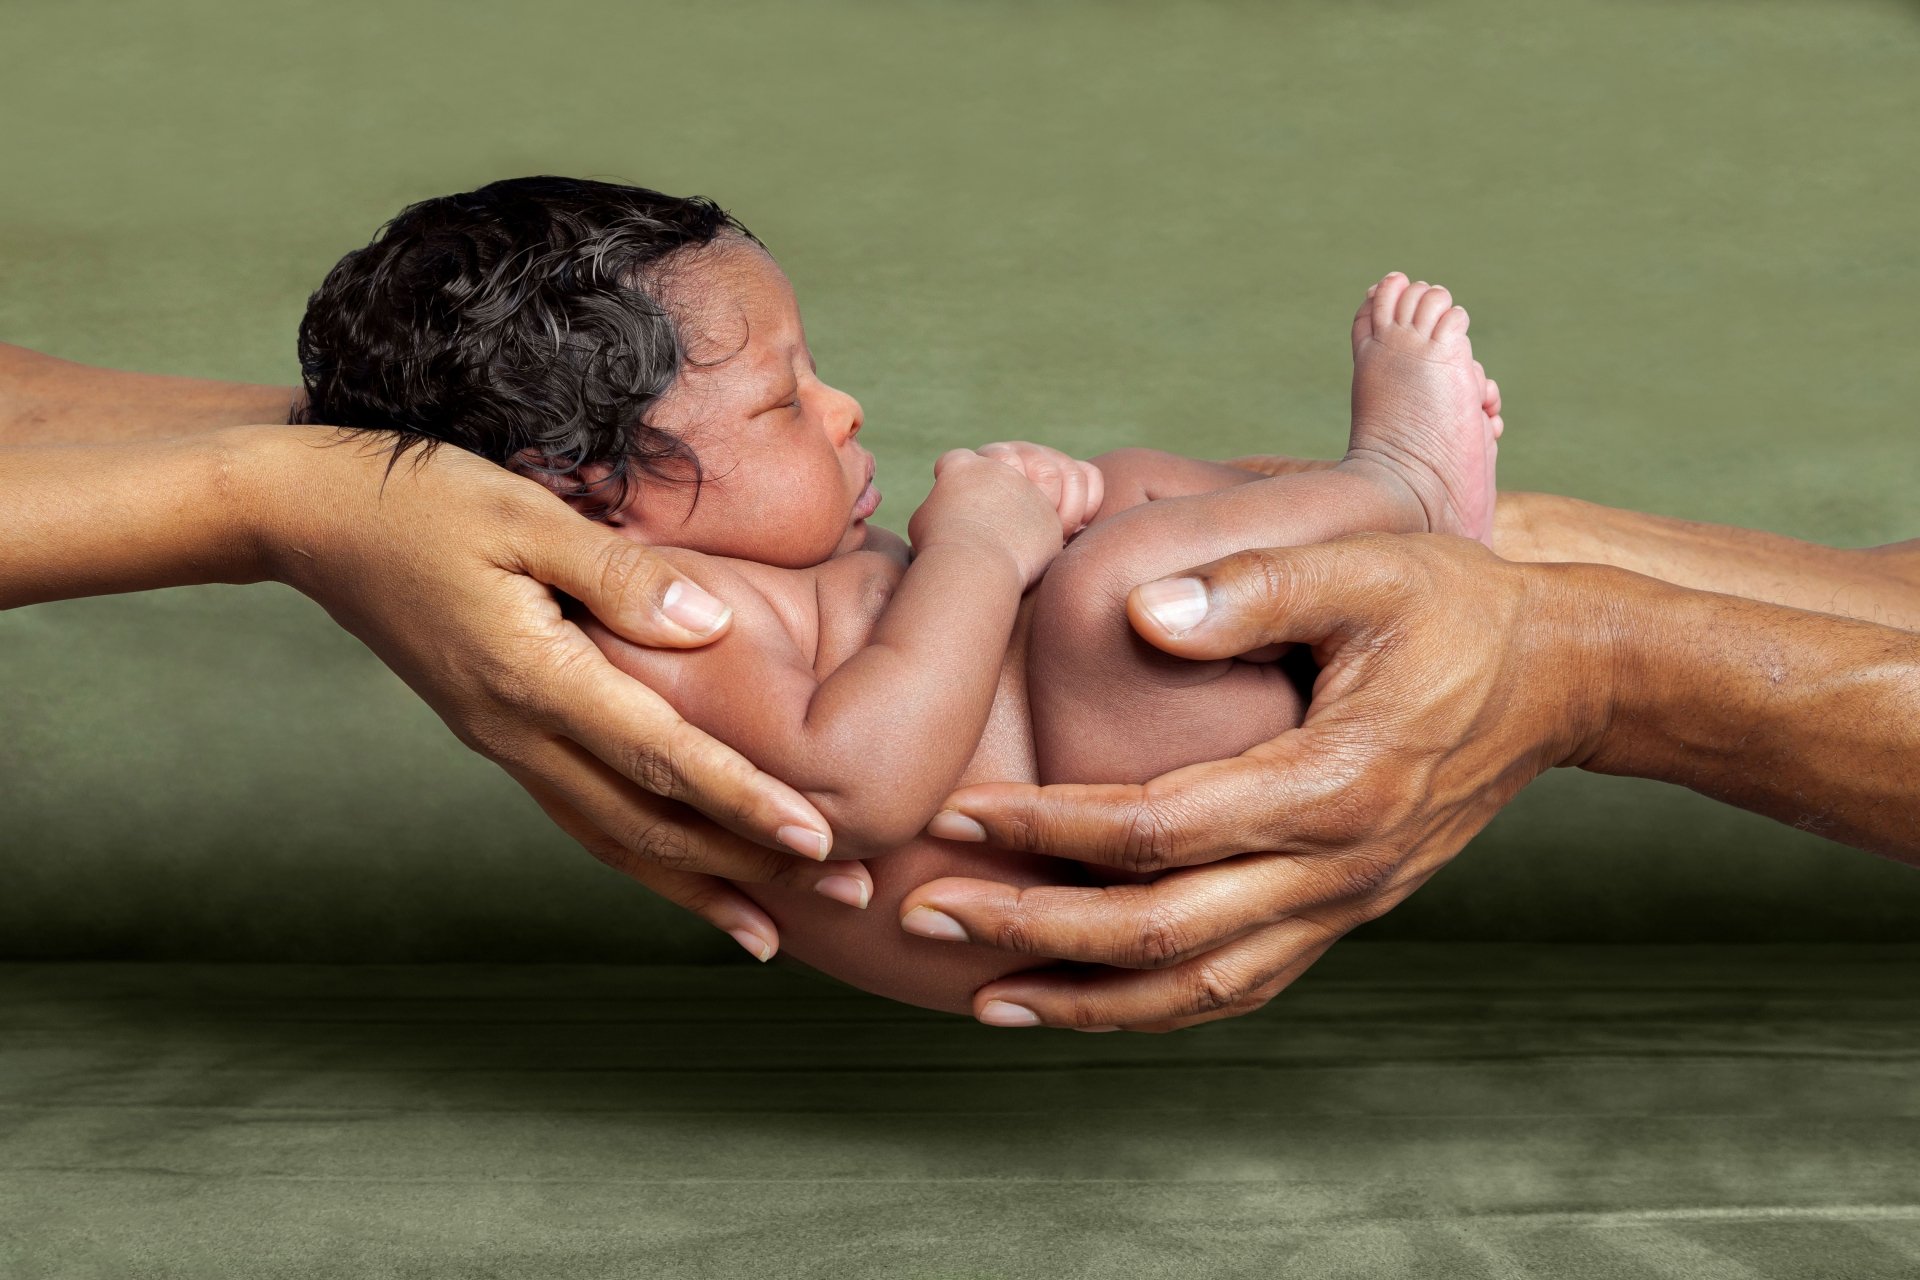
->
<box><xmin>1343</xmin><ymin>272</ymin><xmax>1501</xmax><ymax>544</ymax></box>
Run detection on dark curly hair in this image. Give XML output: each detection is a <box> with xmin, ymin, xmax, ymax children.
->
<box><xmin>295</xmin><ymin>175</ymin><xmax>757</xmax><ymax>518</ymax></box>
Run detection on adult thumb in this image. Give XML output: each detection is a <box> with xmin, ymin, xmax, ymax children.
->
<box><xmin>1125</xmin><ymin>533</ymin><xmax>1414</xmax><ymax>660</ymax></box>
<box><xmin>526</xmin><ymin>515</ymin><xmax>735</xmax><ymax>649</ymax></box>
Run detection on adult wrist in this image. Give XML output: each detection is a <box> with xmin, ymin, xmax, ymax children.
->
<box><xmin>1551</xmin><ymin>561</ymin><xmax>1704</xmax><ymax>777</ymax></box>
<box><xmin>1512</xmin><ymin>558</ymin><xmax>1635</xmax><ymax>771</ymax></box>
<box><xmin>218</xmin><ymin>423</ymin><xmax>358</xmax><ymax>595</ymax></box>
<box><xmin>196</xmin><ymin>425</ymin><xmax>302</xmax><ymax>587</ymax></box>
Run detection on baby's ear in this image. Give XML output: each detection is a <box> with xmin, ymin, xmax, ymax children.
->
<box><xmin>510</xmin><ymin>450</ymin><xmax>629</xmax><ymax>521</ymax></box>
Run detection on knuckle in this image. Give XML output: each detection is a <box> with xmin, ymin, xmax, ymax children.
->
<box><xmin>1116</xmin><ymin>805</ymin><xmax>1179</xmax><ymax>874</ymax></box>
<box><xmin>1135</xmin><ymin>902</ymin><xmax>1196</xmax><ymax>969</ymax></box>
<box><xmin>593</xmin><ymin>541</ymin><xmax>666</xmax><ymax>612</ymax></box>
<box><xmin>989</xmin><ymin>909</ymin><xmax>1041</xmax><ymax>957</ymax></box>
<box><xmin>474</xmin><ymin>651</ymin><xmax>545</xmax><ymax>718</ymax></box>
<box><xmin>615</xmin><ymin>736</ymin><xmax>685</xmax><ymax>797</ymax></box>
<box><xmin>449</xmin><ymin>709</ymin><xmax>517</xmax><ymax>762</ymax></box>
<box><xmin>631</xmin><ymin>819</ymin><xmax>701</xmax><ymax>872</ymax></box>
<box><xmin>1186</xmin><ymin>961</ymin><xmax>1245</xmax><ymax>1016</ymax></box>
<box><xmin>1325</xmin><ymin>847</ymin><xmax>1395</xmax><ymax>900</ymax></box>
<box><xmin>1062</xmin><ymin>989</ymin><xmax>1114</xmax><ymax>1030</ymax></box>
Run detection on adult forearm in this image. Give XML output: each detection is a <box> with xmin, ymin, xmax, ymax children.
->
<box><xmin>1498</xmin><ymin>491</ymin><xmax>1920</xmax><ymax>630</ymax></box>
<box><xmin>0</xmin><ymin>429</ymin><xmax>286</xmax><ymax>607</ymax></box>
<box><xmin>0</xmin><ymin>343</ymin><xmax>298</xmax><ymax>445</ymax></box>
<box><xmin>1574</xmin><ymin>563</ymin><xmax>1920</xmax><ymax>861</ymax></box>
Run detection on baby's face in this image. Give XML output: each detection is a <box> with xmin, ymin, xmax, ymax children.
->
<box><xmin>618</xmin><ymin>239</ymin><xmax>877</xmax><ymax>566</ymax></box>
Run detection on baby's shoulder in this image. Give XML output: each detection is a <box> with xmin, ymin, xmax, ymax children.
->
<box><xmin>645</xmin><ymin>545</ymin><xmax>825</xmax><ymax>665</ymax></box>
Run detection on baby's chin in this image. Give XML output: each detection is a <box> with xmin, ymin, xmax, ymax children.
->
<box><xmin>833</xmin><ymin>518</ymin><xmax>872</xmax><ymax>555</ymax></box>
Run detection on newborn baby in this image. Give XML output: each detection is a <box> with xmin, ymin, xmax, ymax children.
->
<box><xmin>298</xmin><ymin>177</ymin><xmax>1503</xmax><ymax>1014</ymax></box>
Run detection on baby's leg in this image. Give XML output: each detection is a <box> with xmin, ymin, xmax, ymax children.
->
<box><xmin>1031</xmin><ymin>274</ymin><xmax>1500</xmax><ymax>790</ymax></box>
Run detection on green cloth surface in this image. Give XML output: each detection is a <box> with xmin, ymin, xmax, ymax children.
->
<box><xmin>3</xmin><ymin>2</ymin><xmax>1920</xmax><ymax>957</ymax></box>
<box><xmin>4</xmin><ymin>946</ymin><xmax>1919</xmax><ymax>1279</ymax></box>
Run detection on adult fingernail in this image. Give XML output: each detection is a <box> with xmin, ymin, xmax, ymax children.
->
<box><xmin>662</xmin><ymin>579</ymin><xmax>731</xmax><ymax>636</ymax></box>
<box><xmin>1135</xmin><ymin>577</ymin><xmax>1209</xmax><ymax>635</ymax></box>
<box><xmin>729</xmin><ymin>928</ymin><xmax>774</xmax><ymax>963</ymax></box>
<box><xmin>902</xmin><ymin>906</ymin><xmax>969</xmax><ymax>942</ymax></box>
<box><xmin>814</xmin><ymin>875</ymin><xmax>870</xmax><ymax>910</ymax></box>
<box><xmin>776</xmin><ymin>824</ymin><xmax>832</xmax><ymax>860</ymax></box>
<box><xmin>1074</xmin><ymin>1025</ymin><xmax>1123</xmax><ymax>1033</ymax></box>
<box><xmin>979</xmin><ymin>1000</ymin><xmax>1041</xmax><ymax>1027</ymax></box>
<box><xmin>928</xmin><ymin>811</ymin><xmax>987</xmax><ymax>842</ymax></box>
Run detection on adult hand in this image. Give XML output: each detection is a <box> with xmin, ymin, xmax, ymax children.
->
<box><xmin>253</xmin><ymin>428</ymin><xmax>865</xmax><ymax>961</ymax></box>
<box><xmin>905</xmin><ymin>533</ymin><xmax>1610</xmax><ymax>1031</ymax></box>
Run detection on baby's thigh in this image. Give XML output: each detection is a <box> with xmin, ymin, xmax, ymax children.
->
<box><xmin>1028</xmin><ymin>502</ymin><xmax>1308</xmax><ymax>795</ymax></box>
<box><xmin>738</xmin><ymin>838</ymin><xmax>1095</xmax><ymax>1016</ymax></box>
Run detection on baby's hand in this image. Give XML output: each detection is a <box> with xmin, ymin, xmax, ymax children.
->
<box><xmin>976</xmin><ymin>441</ymin><xmax>1106</xmax><ymax>538</ymax></box>
<box><xmin>909</xmin><ymin>448</ymin><xmax>1065</xmax><ymax>587</ymax></box>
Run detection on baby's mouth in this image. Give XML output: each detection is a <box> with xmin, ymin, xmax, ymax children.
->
<box><xmin>851</xmin><ymin>458</ymin><xmax>881</xmax><ymax>521</ymax></box>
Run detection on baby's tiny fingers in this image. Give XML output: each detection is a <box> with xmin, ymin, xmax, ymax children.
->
<box><xmin>932</xmin><ymin>448</ymin><xmax>982</xmax><ymax>478</ymax></box>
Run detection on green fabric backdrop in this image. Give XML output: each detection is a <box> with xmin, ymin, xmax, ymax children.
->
<box><xmin>4</xmin><ymin>0</ymin><xmax>1918</xmax><ymax>959</ymax></box>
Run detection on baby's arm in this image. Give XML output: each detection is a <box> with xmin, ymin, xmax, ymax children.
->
<box><xmin>971</xmin><ymin>441</ymin><xmax>1275</xmax><ymax>529</ymax></box>
<box><xmin>593</xmin><ymin>451</ymin><xmax>1063</xmax><ymax>860</ymax></box>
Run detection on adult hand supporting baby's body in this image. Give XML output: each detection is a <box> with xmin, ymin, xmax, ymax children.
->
<box><xmin>905</xmin><ymin>533</ymin><xmax>1588</xmax><ymax>1031</ymax></box>
<box><xmin>250</xmin><ymin>430</ymin><xmax>853</xmax><ymax>962</ymax></box>
<box><xmin>0</xmin><ymin>340</ymin><xmax>853</xmax><ymax>964</ymax></box>
<box><xmin>906</xmin><ymin>527</ymin><xmax>1920</xmax><ymax>1031</ymax></box>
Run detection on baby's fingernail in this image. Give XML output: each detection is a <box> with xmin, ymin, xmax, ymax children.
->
<box><xmin>902</xmin><ymin>906</ymin><xmax>969</xmax><ymax>942</ymax></box>
<box><xmin>662</xmin><ymin>579</ymin><xmax>731</xmax><ymax>636</ymax></box>
<box><xmin>979</xmin><ymin>1000</ymin><xmax>1041</xmax><ymax>1028</ymax></box>
<box><xmin>729</xmin><ymin>928</ymin><xmax>775</xmax><ymax>963</ymax></box>
<box><xmin>776</xmin><ymin>824</ymin><xmax>832</xmax><ymax>860</ymax></box>
<box><xmin>1136</xmin><ymin>577</ymin><xmax>1209</xmax><ymax>635</ymax></box>
<box><xmin>928</xmin><ymin>811</ymin><xmax>988</xmax><ymax>842</ymax></box>
<box><xmin>814</xmin><ymin>875</ymin><xmax>870</xmax><ymax>910</ymax></box>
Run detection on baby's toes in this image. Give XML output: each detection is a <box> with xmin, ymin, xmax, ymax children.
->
<box><xmin>1393</xmin><ymin>280</ymin><xmax>1432</xmax><ymax>327</ymax></box>
<box><xmin>1371</xmin><ymin>272</ymin><xmax>1410</xmax><ymax>332</ymax></box>
<box><xmin>1352</xmin><ymin>295</ymin><xmax>1376</xmax><ymax>354</ymax></box>
<box><xmin>1484</xmin><ymin>377</ymin><xmax>1502</xmax><ymax>420</ymax></box>
<box><xmin>1435</xmin><ymin>304</ymin><xmax>1471</xmax><ymax>341</ymax></box>
<box><xmin>1411</xmin><ymin>284</ymin><xmax>1454</xmax><ymax>335</ymax></box>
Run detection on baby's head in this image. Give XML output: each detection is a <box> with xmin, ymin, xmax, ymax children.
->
<box><xmin>298</xmin><ymin>176</ymin><xmax>877</xmax><ymax>566</ymax></box>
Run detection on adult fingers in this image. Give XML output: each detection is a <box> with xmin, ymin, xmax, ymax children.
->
<box><xmin>507</xmin><ymin>515</ymin><xmax>834</xmax><ymax>857</ymax></box>
<box><xmin>507</xmin><ymin>746</ymin><xmax>871</xmax><ymax>904</ymax></box>
<box><xmin>931</xmin><ymin>728</ymin><xmax>1362</xmax><ymax>874</ymax></box>
<box><xmin>1124</xmin><ymin>534</ymin><xmax>1468</xmax><ymax>659</ymax></box>
<box><xmin>1098</xmin><ymin>932</ymin><xmax>1343</xmax><ymax>1033</ymax></box>
<box><xmin>521</xmin><ymin>780</ymin><xmax>785</xmax><ymax>962</ymax></box>
<box><xmin>488</xmin><ymin>621</ymin><xmax>833</xmax><ymax>859</ymax></box>
<box><xmin>900</xmin><ymin>851</ymin><xmax>1374</xmax><ymax>969</ymax></box>
<box><xmin>525</xmin><ymin>513</ymin><xmax>738</xmax><ymax>648</ymax></box>
<box><xmin>964</xmin><ymin>915</ymin><xmax>1343</xmax><ymax>1030</ymax></box>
